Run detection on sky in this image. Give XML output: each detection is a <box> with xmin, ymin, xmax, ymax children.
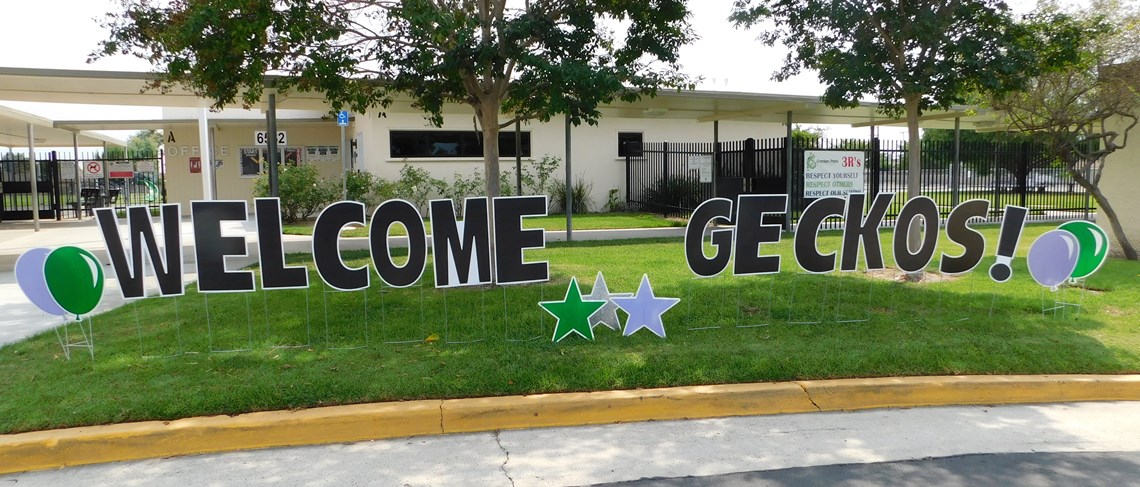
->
<box><xmin>0</xmin><ymin>0</ymin><xmax>1053</xmax><ymax>142</ymax></box>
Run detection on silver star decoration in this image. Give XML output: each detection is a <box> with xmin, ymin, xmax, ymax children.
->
<box><xmin>584</xmin><ymin>271</ymin><xmax>628</xmax><ymax>331</ymax></box>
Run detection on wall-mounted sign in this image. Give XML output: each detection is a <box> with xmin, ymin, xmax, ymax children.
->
<box><xmin>305</xmin><ymin>145</ymin><xmax>341</xmax><ymax>163</ymax></box>
<box><xmin>189</xmin><ymin>157</ymin><xmax>202</xmax><ymax>174</ymax></box>
<box><xmin>108</xmin><ymin>162</ymin><xmax>134</xmax><ymax>179</ymax></box>
<box><xmin>255</xmin><ymin>131</ymin><xmax>287</xmax><ymax>146</ymax></box>
<box><xmin>85</xmin><ymin>161</ymin><xmax>102</xmax><ymax>176</ymax></box>
<box><xmin>687</xmin><ymin>154</ymin><xmax>713</xmax><ymax>183</ymax></box>
<box><xmin>804</xmin><ymin>150</ymin><xmax>864</xmax><ymax>197</ymax></box>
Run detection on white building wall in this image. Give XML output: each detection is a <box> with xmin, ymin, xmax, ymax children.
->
<box><xmin>157</xmin><ymin>105</ymin><xmax>794</xmax><ymax>212</ymax></box>
<box><xmin>360</xmin><ymin>109</ymin><xmax>788</xmax><ymax>209</ymax></box>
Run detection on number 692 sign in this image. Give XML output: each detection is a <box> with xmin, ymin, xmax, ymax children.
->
<box><xmin>255</xmin><ymin>131</ymin><xmax>287</xmax><ymax>146</ymax></box>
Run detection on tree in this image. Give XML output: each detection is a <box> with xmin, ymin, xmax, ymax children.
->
<box><xmin>791</xmin><ymin>124</ymin><xmax>824</xmax><ymax>147</ymax></box>
<box><xmin>992</xmin><ymin>1</ymin><xmax>1139</xmax><ymax>259</ymax></box>
<box><xmin>94</xmin><ymin>0</ymin><xmax>695</xmax><ymax>201</ymax></box>
<box><xmin>730</xmin><ymin>0</ymin><xmax>1085</xmax><ymax>275</ymax></box>
<box><xmin>126</xmin><ymin>129</ymin><xmax>163</xmax><ymax>156</ymax></box>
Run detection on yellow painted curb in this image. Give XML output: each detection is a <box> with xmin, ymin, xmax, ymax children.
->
<box><xmin>797</xmin><ymin>374</ymin><xmax>1140</xmax><ymax>411</ymax></box>
<box><xmin>0</xmin><ymin>399</ymin><xmax>443</xmax><ymax>475</ymax></box>
<box><xmin>3</xmin><ymin>375</ymin><xmax>1140</xmax><ymax>475</ymax></box>
<box><xmin>441</xmin><ymin>382</ymin><xmax>817</xmax><ymax>433</ymax></box>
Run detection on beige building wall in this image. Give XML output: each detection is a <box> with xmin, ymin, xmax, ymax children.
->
<box><xmin>161</xmin><ymin>119</ymin><xmax>345</xmax><ymax>214</ymax></box>
<box><xmin>1098</xmin><ymin>115</ymin><xmax>1140</xmax><ymax>256</ymax></box>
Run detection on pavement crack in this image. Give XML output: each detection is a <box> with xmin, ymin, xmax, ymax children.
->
<box><xmin>796</xmin><ymin>382</ymin><xmax>822</xmax><ymax>412</ymax></box>
<box><xmin>493</xmin><ymin>430</ymin><xmax>517</xmax><ymax>487</ymax></box>
<box><xmin>438</xmin><ymin>401</ymin><xmax>445</xmax><ymax>433</ymax></box>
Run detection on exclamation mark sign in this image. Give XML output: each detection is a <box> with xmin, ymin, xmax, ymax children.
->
<box><xmin>988</xmin><ymin>205</ymin><xmax>1029</xmax><ymax>282</ymax></box>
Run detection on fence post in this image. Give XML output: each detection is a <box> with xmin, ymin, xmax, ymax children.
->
<box><xmin>951</xmin><ymin>118</ymin><xmax>961</xmax><ymax>207</ymax></box>
<box><xmin>713</xmin><ymin>141</ymin><xmax>721</xmax><ymax>199</ymax></box>
<box><xmin>160</xmin><ymin>149</ymin><xmax>168</xmax><ymax>204</ymax></box>
<box><xmin>50</xmin><ymin>151</ymin><xmax>62</xmax><ymax>221</ymax></box>
<box><xmin>1018</xmin><ymin>141</ymin><xmax>1029</xmax><ymax>209</ymax></box>
<box><xmin>662</xmin><ymin>141</ymin><xmax>669</xmax><ymax>182</ymax></box>
<box><xmin>782</xmin><ymin>135</ymin><xmax>792</xmax><ymax>231</ymax></box>
<box><xmin>625</xmin><ymin>152</ymin><xmax>632</xmax><ymax>209</ymax></box>
<box><xmin>870</xmin><ymin>137</ymin><xmax>881</xmax><ymax>196</ymax></box>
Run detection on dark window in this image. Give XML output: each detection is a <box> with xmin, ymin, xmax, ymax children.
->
<box><xmin>618</xmin><ymin>132</ymin><xmax>643</xmax><ymax>157</ymax></box>
<box><xmin>390</xmin><ymin>130</ymin><xmax>531</xmax><ymax>158</ymax></box>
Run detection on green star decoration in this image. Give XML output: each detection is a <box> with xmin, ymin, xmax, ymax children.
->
<box><xmin>540</xmin><ymin>277</ymin><xmax>606</xmax><ymax>342</ymax></box>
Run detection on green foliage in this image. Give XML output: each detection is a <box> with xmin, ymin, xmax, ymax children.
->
<box><xmin>604</xmin><ymin>188</ymin><xmax>625</xmax><ymax>213</ymax></box>
<box><xmin>95</xmin><ymin>0</ymin><xmax>696</xmax><ymax>198</ymax></box>
<box><xmin>791</xmin><ymin>125</ymin><xmax>824</xmax><ymax>147</ymax></box>
<box><xmin>101</xmin><ymin>146</ymin><xmax>126</xmax><ymax>160</ymax></box>
<box><xmin>343</xmin><ymin>169</ymin><xmax>376</xmax><ymax>206</ymax></box>
<box><xmin>126</xmin><ymin>129</ymin><xmax>163</xmax><ymax>156</ymax></box>
<box><xmin>441</xmin><ymin>170</ymin><xmax>484</xmax><ymax>214</ymax></box>
<box><xmin>253</xmin><ymin>164</ymin><xmax>336</xmax><ymax>223</ymax></box>
<box><xmin>990</xmin><ymin>1</ymin><xmax>1139</xmax><ymax>259</ymax></box>
<box><xmin>518</xmin><ymin>155</ymin><xmax>561</xmax><ymax>196</ymax></box>
<box><xmin>549</xmin><ymin>176</ymin><xmax>593</xmax><ymax>214</ymax></box>
<box><xmin>391</xmin><ymin>164</ymin><xmax>444</xmax><ymax>212</ymax></box>
<box><xmin>639</xmin><ymin>176</ymin><xmax>702</xmax><ymax>215</ymax></box>
<box><xmin>730</xmin><ymin>0</ymin><xmax>1084</xmax><ymax>118</ymax></box>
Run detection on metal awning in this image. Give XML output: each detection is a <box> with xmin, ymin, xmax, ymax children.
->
<box><xmin>0</xmin><ymin>66</ymin><xmax>1002</xmax><ymax>130</ymax></box>
<box><xmin>0</xmin><ymin>104</ymin><xmax>124</xmax><ymax>148</ymax></box>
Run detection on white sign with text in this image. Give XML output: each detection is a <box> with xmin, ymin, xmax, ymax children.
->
<box><xmin>803</xmin><ymin>150</ymin><xmax>865</xmax><ymax>197</ymax></box>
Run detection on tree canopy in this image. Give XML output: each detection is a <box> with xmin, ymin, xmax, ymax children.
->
<box><xmin>94</xmin><ymin>0</ymin><xmax>695</xmax><ymax>198</ymax></box>
<box><xmin>991</xmin><ymin>0</ymin><xmax>1139</xmax><ymax>259</ymax></box>
<box><xmin>730</xmin><ymin>0</ymin><xmax>1087</xmax><ymax>273</ymax></box>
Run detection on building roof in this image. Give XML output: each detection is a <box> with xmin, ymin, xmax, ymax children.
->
<box><xmin>0</xmin><ymin>66</ymin><xmax>1004</xmax><ymax>131</ymax></box>
<box><xmin>0</xmin><ymin>104</ymin><xmax>124</xmax><ymax>148</ymax></box>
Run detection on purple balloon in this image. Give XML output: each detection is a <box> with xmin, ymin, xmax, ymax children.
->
<box><xmin>1027</xmin><ymin>230</ymin><xmax>1080</xmax><ymax>290</ymax></box>
<box><xmin>14</xmin><ymin>248</ymin><xmax>67</xmax><ymax>316</ymax></box>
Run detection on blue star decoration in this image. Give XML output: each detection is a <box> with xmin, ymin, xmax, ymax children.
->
<box><xmin>540</xmin><ymin>277</ymin><xmax>607</xmax><ymax>342</ymax></box>
<box><xmin>584</xmin><ymin>271</ymin><xmax>629</xmax><ymax>331</ymax></box>
<box><xmin>612</xmin><ymin>274</ymin><xmax>680</xmax><ymax>338</ymax></box>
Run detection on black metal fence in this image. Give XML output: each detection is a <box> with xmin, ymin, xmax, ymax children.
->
<box><xmin>626</xmin><ymin>137</ymin><xmax>1096</xmax><ymax>227</ymax></box>
<box><xmin>1</xmin><ymin>150</ymin><xmax>165</xmax><ymax>222</ymax></box>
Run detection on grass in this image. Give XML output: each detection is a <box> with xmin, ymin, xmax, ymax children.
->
<box><xmin>281</xmin><ymin>211</ymin><xmax>685</xmax><ymax>237</ymax></box>
<box><xmin>1</xmin><ymin>223</ymin><xmax>1139</xmax><ymax>435</ymax></box>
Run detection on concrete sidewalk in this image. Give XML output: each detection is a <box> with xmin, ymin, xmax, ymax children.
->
<box><xmin>4</xmin><ymin>401</ymin><xmax>1140</xmax><ymax>486</ymax></box>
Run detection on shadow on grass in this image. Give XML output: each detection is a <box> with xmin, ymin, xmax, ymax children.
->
<box><xmin>0</xmin><ymin>240</ymin><xmax>1138</xmax><ymax>434</ymax></box>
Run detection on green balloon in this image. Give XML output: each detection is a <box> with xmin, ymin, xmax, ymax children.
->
<box><xmin>1059</xmin><ymin>221</ymin><xmax>1110</xmax><ymax>280</ymax></box>
<box><xmin>43</xmin><ymin>246</ymin><xmax>104</xmax><ymax>317</ymax></box>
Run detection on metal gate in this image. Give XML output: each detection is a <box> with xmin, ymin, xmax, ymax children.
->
<box><xmin>0</xmin><ymin>150</ymin><xmax>165</xmax><ymax>222</ymax></box>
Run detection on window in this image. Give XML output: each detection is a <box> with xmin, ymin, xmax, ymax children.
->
<box><xmin>240</xmin><ymin>146</ymin><xmax>302</xmax><ymax>177</ymax></box>
<box><xmin>390</xmin><ymin>130</ymin><xmax>531</xmax><ymax>158</ymax></box>
<box><xmin>618</xmin><ymin>132</ymin><xmax>643</xmax><ymax>157</ymax></box>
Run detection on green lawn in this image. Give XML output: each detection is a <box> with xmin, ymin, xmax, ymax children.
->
<box><xmin>1</xmin><ymin>223</ymin><xmax>1138</xmax><ymax>434</ymax></box>
<box><xmin>282</xmin><ymin>211</ymin><xmax>685</xmax><ymax>237</ymax></box>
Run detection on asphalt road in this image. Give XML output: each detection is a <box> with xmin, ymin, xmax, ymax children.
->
<box><xmin>595</xmin><ymin>451</ymin><xmax>1140</xmax><ymax>486</ymax></box>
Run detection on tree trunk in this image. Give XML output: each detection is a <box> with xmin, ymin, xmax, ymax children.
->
<box><xmin>481</xmin><ymin>99</ymin><xmax>502</xmax><ymax>199</ymax></box>
<box><xmin>904</xmin><ymin>94</ymin><xmax>924</xmax><ymax>281</ymax></box>
<box><xmin>1071</xmin><ymin>166</ymin><xmax>1138</xmax><ymax>260</ymax></box>
<box><xmin>479</xmin><ymin>97</ymin><xmax>501</xmax><ymax>282</ymax></box>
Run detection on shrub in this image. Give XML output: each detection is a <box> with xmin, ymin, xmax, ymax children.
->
<box><xmin>343</xmin><ymin>169</ymin><xmax>376</xmax><ymax>206</ymax></box>
<box><xmin>442</xmin><ymin>169</ymin><xmax>483</xmax><ymax>215</ymax></box>
<box><xmin>393</xmin><ymin>164</ymin><xmax>444</xmax><ymax>212</ymax></box>
<box><xmin>519</xmin><ymin>154</ymin><xmax>560</xmax><ymax>196</ymax></box>
<box><xmin>641</xmin><ymin>175</ymin><xmax>702</xmax><ymax>215</ymax></box>
<box><xmin>603</xmin><ymin>188</ymin><xmax>625</xmax><ymax>213</ymax></box>
<box><xmin>253</xmin><ymin>164</ymin><xmax>337</xmax><ymax>222</ymax></box>
<box><xmin>549</xmin><ymin>176</ymin><xmax>593</xmax><ymax>214</ymax></box>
